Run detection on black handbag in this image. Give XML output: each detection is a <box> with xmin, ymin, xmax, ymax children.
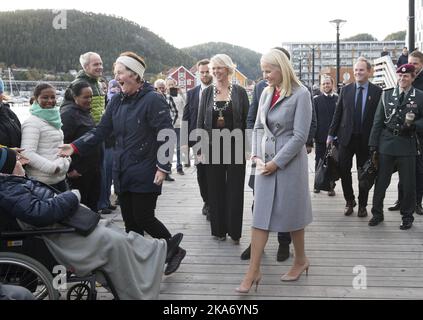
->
<box><xmin>60</xmin><ymin>204</ymin><xmax>100</xmax><ymax>236</ymax></box>
<box><xmin>314</xmin><ymin>156</ymin><xmax>331</xmax><ymax>191</ymax></box>
<box><xmin>358</xmin><ymin>158</ymin><xmax>378</xmax><ymax>191</ymax></box>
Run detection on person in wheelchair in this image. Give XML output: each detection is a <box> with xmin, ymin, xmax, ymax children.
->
<box><xmin>0</xmin><ymin>147</ymin><xmax>183</xmax><ymax>299</ymax></box>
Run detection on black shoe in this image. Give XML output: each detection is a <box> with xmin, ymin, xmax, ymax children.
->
<box><xmin>98</xmin><ymin>208</ymin><xmax>112</xmax><ymax>215</ymax></box>
<box><xmin>164</xmin><ymin>247</ymin><xmax>186</xmax><ymax>275</ymax></box>
<box><xmin>240</xmin><ymin>244</ymin><xmax>251</xmax><ymax>260</ymax></box>
<box><xmin>165</xmin><ymin>175</ymin><xmax>175</xmax><ymax>182</ymax></box>
<box><xmin>108</xmin><ymin>204</ymin><xmax>117</xmax><ymax>210</ymax></box>
<box><xmin>276</xmin><ymin>244</ymin><xmax>290</xmax><ymax>262</ymax></box>
<box><xmin>327</xmin><ymin>189</ymin><xmax>336</xmax><ymax>197</ymax></box>
<box><xmin>166</xmin><ymin>233</ymin><xmax>183</xmax><ymax>263</ymax></box>
<box><xmin>357</xmin><ymin>207</ymin><xmax>368</xmax><ymax>218</ymax></box>
<box><xmin>400</xmin><ymin>221</ymin><xmax>413</xmax><ymax>230</ymax></box>
<box><xmin>313</xmin><ymin>188</ymin><xmax>320</xmax><ymax>193</ymax></box>
<box><xmin>368</xmin><ymin>216</ymin><xmax>384</xmax><ymax>226</ymax></box>
<box><xmin>416</xmin><ymin>204</ymin><xmax>423</xmax><ymax>215</ymax></box>
<box><xmin>344</xmin><ymin>200</ymin><xmax>357</xmax><ymax>216</ymax></box>
<box><xmin>177</xmin><ymin>169</ymin><xmax>184</xmax><ymax>175</ymax></box>
<box><xmin>388</xmin><ymin>200</ymin><xmax>400</xmax><ymax>211</ymax></box>
<box><xmin>202</xmin><ymin>204</ymin><xmax>209</xmax><ymax>216</ymax></box>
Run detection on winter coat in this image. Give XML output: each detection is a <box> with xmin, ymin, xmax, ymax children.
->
<box><xmin>0</xmin><ymin>175</ymin><xmax>78</xmax><ymax>227</ymax></box>
<box><xmin>72</xmin><ymin>82</ymin><xmax>174</xmax><ymax>194</ymax></box>
<box><xmin>0</xmin><ymin>103</ymin><xmax>21</xmax><ymax>148</ymax></box>
<box><xmin>61</xmin><ymin>101</ymin><xmax>101</xmax><ymax>174</ymax></box>
<box><xmin>20</xmin><ymin>115</ymin><xmax>71</xmax><ymax>185</ymax></box>
<box><xmin>252</xmin><ymin>85</ymin><xmax>313</xmax><ymax>232</ymax></box>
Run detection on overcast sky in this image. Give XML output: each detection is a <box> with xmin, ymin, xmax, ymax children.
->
<box><xmin>2</xmin><ymin>0</ymin><xmax>409</xmax><ymax>53</ymax></box>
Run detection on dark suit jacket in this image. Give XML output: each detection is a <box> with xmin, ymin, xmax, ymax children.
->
<box><xmin>329</xmin><ymin>82</ymin><xmax>382</xmax><ymax>148</ymax></box>
<box><xmin>182</xmin><ymin>85</ymin><xmax>201</xmax><ymax>147</ymax></box>
<box><xmin>413</xmin><ymin>71</ymin><xmax>423</xmax><ymax>91</ymax></box>
<box><xmin>314</xmin><ymin>94</ymin><xmax>337</xmax><ymax>143</ymax></box>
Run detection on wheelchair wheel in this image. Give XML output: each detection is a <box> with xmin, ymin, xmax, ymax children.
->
<box><xmin>0</xmin><ymin>252</ymin><xmax>59</xmax><ymax>300</ymax></box>
<box><xmin>66</xmin><ymin>283</ymin><xmax>91</xmax><ymax>300</ymax></box>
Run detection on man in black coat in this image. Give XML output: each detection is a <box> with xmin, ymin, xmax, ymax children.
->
<box><xmin>389</xmin><ymin>50</ymin><xmax>423</xmax><ymax>215</ymax></box>
<box><xmin>182</xmin><ymin>59</ymin><xmax>213</xmax><ymax>217</ymax></box>
<box><xmin>328</xmin><ymin>57</ymin><xmax>382</xmax><ymax>217</ymax></box>
<box><xmin>313</xmin><ymin>76</ymin><xmax>338</xmax><ymax>196</ymax></box>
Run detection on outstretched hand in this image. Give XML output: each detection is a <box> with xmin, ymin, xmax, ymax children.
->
<box><xmin>58</xmin><ymin>144</ymin><xmax>74</xmax><ymax>157</ymax></box>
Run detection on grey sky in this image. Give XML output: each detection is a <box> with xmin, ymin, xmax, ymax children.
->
<box><xmin>2</xmin><ymin>0</ymin><xmax>409</xmax><ymax>53</ymax></box>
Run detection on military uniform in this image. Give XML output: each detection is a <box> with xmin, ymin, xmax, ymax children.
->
<box><xmin>369</xmin><ymin>85</ymin><xmax>423</xmax><ymax>229</ymax></box>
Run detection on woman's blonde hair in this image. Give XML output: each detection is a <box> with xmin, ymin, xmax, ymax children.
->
<box><xmin>210</xmin><ymin>54</ymin><xmax>236</xmax><ymax>76</ymax></box>
<box><xmin>261</xmin><ymin>49</ymin><xmax>302</xmax><ymax>97</ymax></box>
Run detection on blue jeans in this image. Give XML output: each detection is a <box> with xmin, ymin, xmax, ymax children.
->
<box><xmin>97</xmin><ymin>147</ymin><xmax>113</xmax><ymax>210</ymax></box>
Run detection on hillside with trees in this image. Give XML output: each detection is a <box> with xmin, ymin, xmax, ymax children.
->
<box><xmin>0</xmin><ymin>9</ymin><xmax>195</xmax><ymax>75</ymax></box>
<box><xmin>182</xmin><ymin>42</ymin><xmax>262</xmax><ymax>80</ymax></box>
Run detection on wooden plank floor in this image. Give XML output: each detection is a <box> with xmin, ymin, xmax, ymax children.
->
<box><xmin>100</xmin><ymin>153</ymin><xmax>423</xmax><ymax>300</ymax></box>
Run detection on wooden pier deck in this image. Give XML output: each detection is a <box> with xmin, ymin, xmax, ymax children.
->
<box><xmin>101</xmin><ymin>154</ymin><xmax>423</xmax><ymax>300</ymax></box>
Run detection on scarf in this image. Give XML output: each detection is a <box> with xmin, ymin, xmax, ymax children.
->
<box><xmin>30</xmin><ymin>103</ymin><xmax>62</xmax><ymax>129</ymax></box>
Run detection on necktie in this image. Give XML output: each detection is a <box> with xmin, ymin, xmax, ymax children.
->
<box><xmin>399</xmin><ymin>91</ymin><xmax>405</xmax><ymax>105</ymax></box>
<box><xmin>354</xmin><ymin>86</ymin><xmax>363</xmax><ymax>134</ymax></box>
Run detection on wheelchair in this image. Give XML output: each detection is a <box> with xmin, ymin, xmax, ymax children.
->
<box><xmin>0</xmin><ymin>214</ymin><xmax>119</xmax><ymax>300</ymax></box>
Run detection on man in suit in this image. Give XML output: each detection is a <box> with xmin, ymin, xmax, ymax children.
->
<box><xmin>328</xmin><ymin>57</ymin><xmax>382</xmax><ymax>217</ymax></box>
<box><xmin>313</xmin><ymin>75</ymin><xmax>338</xmax><ymax>196</ymax></box>
<box><xmin>368</xmin><ymin>64</ymin><xmax>423</xmax><ymax>230</ymax></box>
<box><xmin>182</xmin><ymin>59</ymin><xmax>213</xmax><ymax>217</ymax></box>
<box><xmin>388</xmin><ymin>50</ymin><xmax>423</xmax><ymax>215</ymax></box>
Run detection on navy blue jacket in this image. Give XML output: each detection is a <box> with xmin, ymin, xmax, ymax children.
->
<box><xmin>246</xmin><ymin>80</ymin><xmax>317</xmax><ymax>146</ymax></box>
<box><xmin>73</xmin><ymin>82</ymin><xmax>174</xmax><ymax>194</ymax></box>
<box><xmin>314</xmin><ymin>94</ymin><xmax>337</xmax><ymax>143</ymax></box>
<box><xmin>183</xmin><ymin>85</ymin><xmax>201</xmax><ymax>147</ymax></box>
<box><xmin>0</xmin><ymin>175</ymin><xmax>79</xmax><ymax>228</ymax></box>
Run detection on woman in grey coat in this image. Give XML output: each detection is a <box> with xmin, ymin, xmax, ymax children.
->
<box><xmin>237</xmin><ymin>49</ymin><xmax>313</xmax><ymax>293</ymax></box>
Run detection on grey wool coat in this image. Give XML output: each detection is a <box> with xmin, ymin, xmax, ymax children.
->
<box><xmin>252</xmin><ymin>85</ymin><xmax>313</xmax><ymax>232</ymax></box>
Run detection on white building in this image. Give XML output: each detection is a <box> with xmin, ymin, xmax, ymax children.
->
<box><xmin>282</xmin><ymin>40</ymin><xmax>405</xmax><ymax>86</ymax></box>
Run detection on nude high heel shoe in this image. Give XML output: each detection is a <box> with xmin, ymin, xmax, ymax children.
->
<box><xmin>280</xmin><ymin>261</ymin><xmax>310</xmax><ymax>281</ymax></box>
<box><xmin>235</xmin><ymin>274</ymin><xmax>262</xmax><ymax>293</ymax></box>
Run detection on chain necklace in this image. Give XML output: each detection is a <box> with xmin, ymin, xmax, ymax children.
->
<box><xmin>213</xmin><ymin>84</ymin><xmax>233</xmax><ymax>129</ymax></box>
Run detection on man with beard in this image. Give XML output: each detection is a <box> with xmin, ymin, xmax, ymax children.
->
<box><xmin>182</xmin><ymin>59</ymin><xmax>213</xmax><ymax>218</ymax></box>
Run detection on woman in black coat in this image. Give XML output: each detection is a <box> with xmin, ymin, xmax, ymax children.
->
<box><xmin>197</xmin><ymin>54</ymin><xmax>249</xmax><ymax>243</ymax></box>
<box><xmin>61</xmin><ymin>81</ymin><xmax>102</xmax><ymax>211</ymax></box>
<box><xmin>0</xmin><ymin>102</ymin><xmax>21</xmax><ymax>148</ymax></box>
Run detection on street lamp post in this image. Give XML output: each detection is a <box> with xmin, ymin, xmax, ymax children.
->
<box><xmin>409</xmin><ymin>0</ymin><xmax>415</xmax><ymax>51</ymax></box>
<box><xmin>330</xmin><ymin>19</ymin><xmax>347</xmax><ymax>92</ymax></box>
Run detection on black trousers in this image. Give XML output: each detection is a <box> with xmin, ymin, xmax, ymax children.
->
<box><xmin>372</xmin><ymin>154</ymin><xmax>415</xmax><ymax>222</ymax></box>
<box><xmin>206</xmin><ymin>163</ymin><xmax>245</xmax><ymax>240</ymax></box>
<box><xmin>68</xmin><ymin>170</ymin><xmax>101</xmax><ymax>212</ymax></box>
<box><xmin>315</xmin><ymin>142</ymin><xmax>327</xmax><ymax>170</ymax></box>
<box><xmin>119</xmin><ymin>192</ymin><xmax>172</xmax><ymax>239</ymax></box>
<box><xmin>338</xmin><ymin>135</ymin><xmax>370</xmax><ymax>207</ymax></box>
<box><xmin>196</xmin><ymin>163</ymin><xmax>208</xmax><ymax>205</ymax></box>
<box><xmin>397</xmin><ymin>153</ymin><xmax>423</xmax><ymax>205</ymax></box>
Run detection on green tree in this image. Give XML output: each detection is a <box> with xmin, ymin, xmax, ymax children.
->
<box><xmin>343</xmin><ymin>33</ymin><xmax>378</xmax><ymax>41</ymax></box>
<box><xmin>384</xmin><ymin>31</ymin><xmax>406</xmax><ymax>41</ymax></box>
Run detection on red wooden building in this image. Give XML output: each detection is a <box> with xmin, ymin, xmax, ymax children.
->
<box><xmin>167</xmin><ymin>66</ymin><xmax>196</xmax><ymax>91</ymax></box>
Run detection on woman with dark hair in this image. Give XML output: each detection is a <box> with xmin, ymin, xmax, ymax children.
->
<box><xmin>58</xmin><ymin>52</ymin><xmax>186</xmax><ymax>275</ymax></box>
<box><xmin>61</xmin><ymin>81</ymin><xmax>102</xmax><ymax>211</ymax></box>
<box><xmin>21</xmin><ymin>83</ymin><xmax>71</xmax><ymax>192</ymax></box>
